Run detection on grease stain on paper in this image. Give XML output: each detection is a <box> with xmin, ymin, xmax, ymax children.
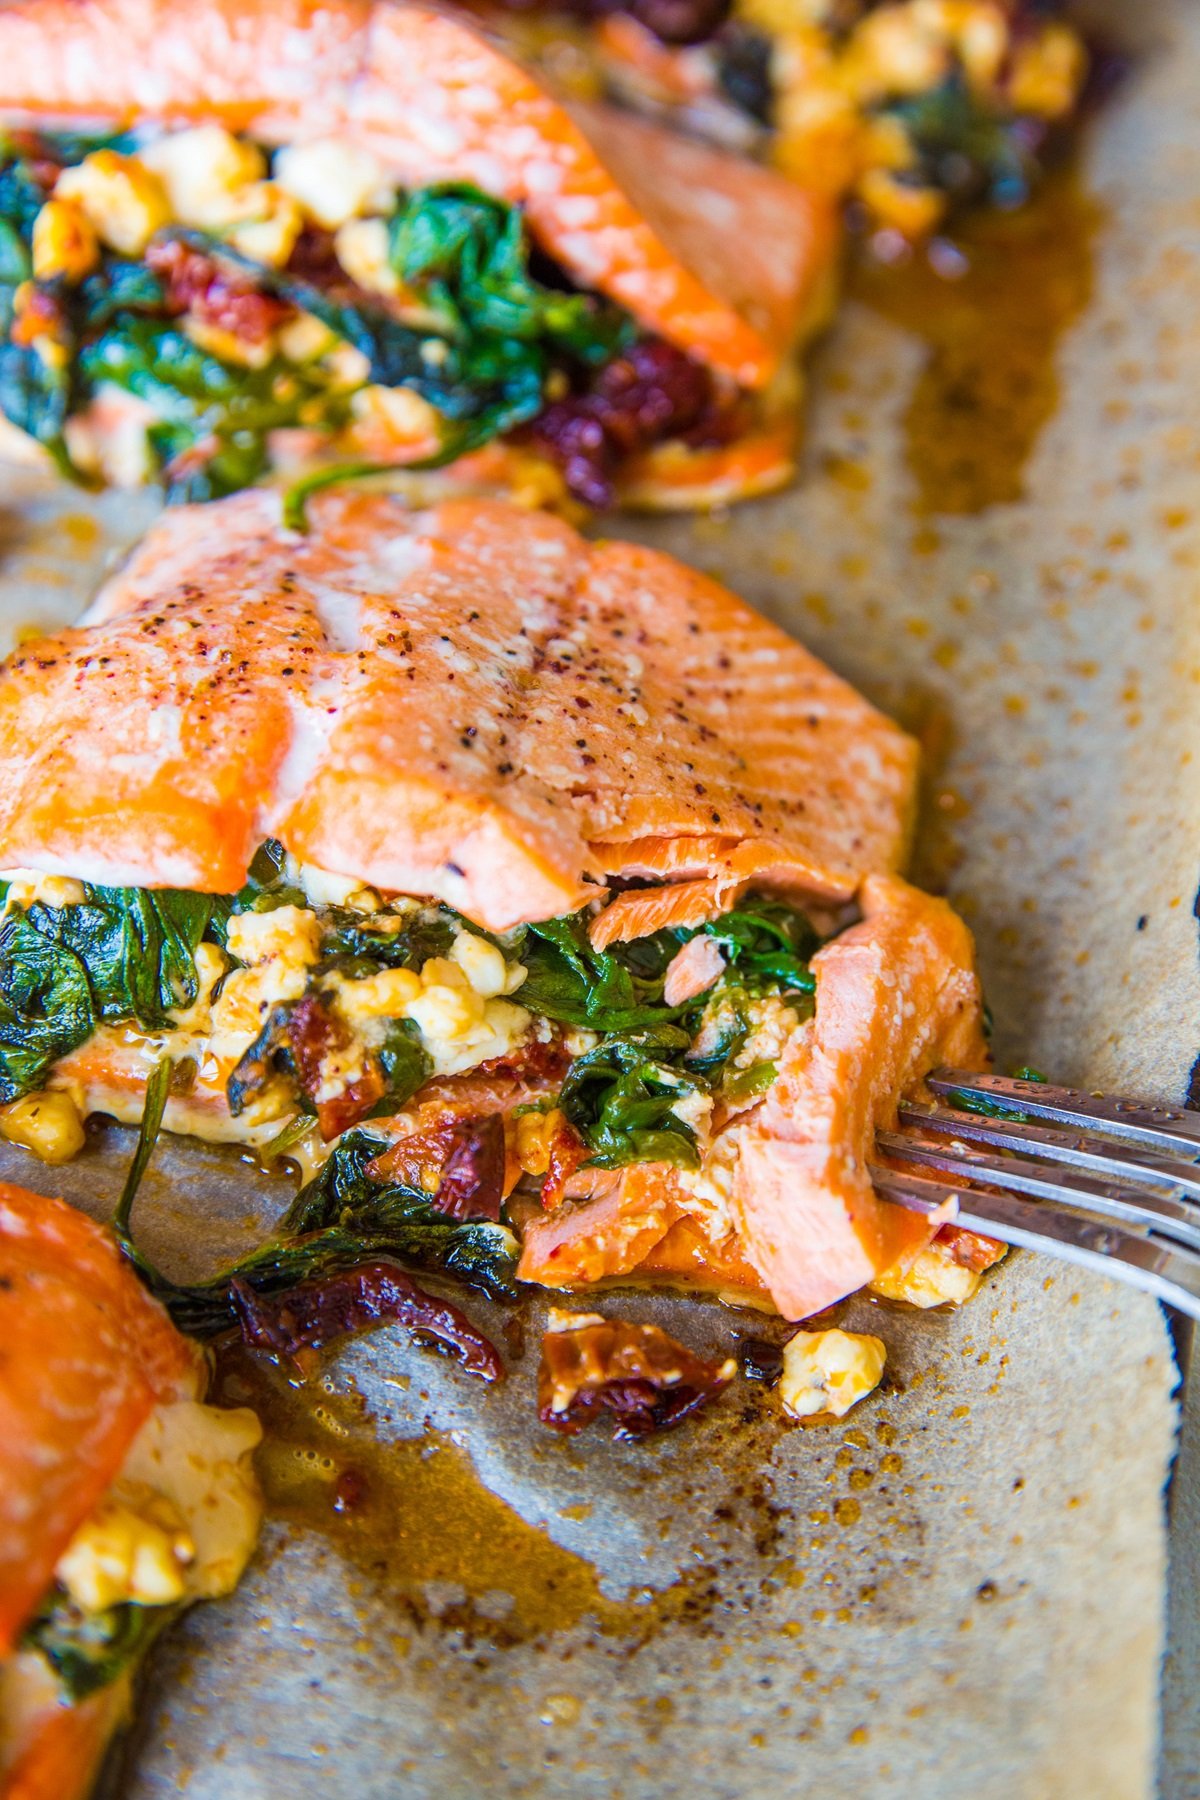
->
<box><xmin>217</xmin><ymin>1345</ymin><xmax>722</xmax><ymax>1649</ymax></box>
<box><xmin>852</xmin><ymin>173</ymin><xmax>1103</xmax><ymax>515</ymax></box>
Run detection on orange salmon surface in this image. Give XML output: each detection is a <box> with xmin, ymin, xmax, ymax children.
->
<box><xmin>0</xmin><ymin>490</ymin><xmax>917</xmax><ymax>927</ymax></box>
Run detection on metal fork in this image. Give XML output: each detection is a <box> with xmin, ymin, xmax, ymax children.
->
<box><xmin>871</xmin><ymin>1070</ymin><xmax>1200</xmax><ymax>1319</ymax></box>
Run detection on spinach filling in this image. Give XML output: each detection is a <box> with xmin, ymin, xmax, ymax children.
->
<box><xmin>0</xmin><ymin>842</ymin><xmax>824</xmax><ymax>1182</ymax></box>
<box><xmin>0</xmin><ymin>131</ymin><xmax>631</xmax><ymax>502</ymax></box>
<box><xmin>0</xmin><ymin>884</ymin><xmax>219</xmax><ymax>1103</ymax></box>
<box><xmin>22</xmin><ymin>1586</ymin><xmax>177</xmax><ymax>1702</ymax></box>
<box><xmin>876</xmin><ymin>73</ymin><xmax>1039</xmax><ymax>212</ymax></box>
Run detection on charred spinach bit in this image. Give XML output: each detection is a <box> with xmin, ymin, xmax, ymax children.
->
<box><xmin>130</xmin><ymin>1128</ymin><xmax>517</xmax><ymax>1339</ymax></box>
<box><xmin>558</xmin><ymin>1027</ymin><xmax>703</xmax><ymax>1170</ymax></box>
<box><xmin>23</xmin><ymin>1587</ymin><xmax>178</xmax><ymax>1702</ymax></box>
<box><xmin>0</xmin><ymin>887</ymin><xmax>216</xmax><ymax>1102</ymax></box>
<box><xmin>317</xmin><ymin>908</ymin><xmax>456</xmax><ymax>973</ymax></box>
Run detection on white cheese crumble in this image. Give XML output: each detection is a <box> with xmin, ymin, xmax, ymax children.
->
<box><xmin>273</xmin><ymin>138</ymin><xmax>394</xmax><ymax>230</ymax></box>
<box><xmin>55</xmin><ymin>1397</ymin><xmax>262</xmax><ymax>1614</ymax></box>
<box><xmin>778</xmin><ymin>1329</ymin><xmax>886</xmax><ymax>1420</ymax></box>
<box><xmin>0</xmin><ymin>868</ymin><xmax>87</xmax><ymax>914</ymax></box>
<box><xmin>870</xmin><ymin>1242</ymin><xmax>990</xmax><ymax>1309</ymax></box>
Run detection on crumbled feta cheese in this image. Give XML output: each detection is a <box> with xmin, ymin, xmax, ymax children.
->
<box><xmin>56</xmin><ymin>1493</ymin><xmax>194</xmax><ymax>1612</ymax></box>
<box><xmin>870</xmin><ymin>1243</ymin><xmax>984</xmax><ymax>1309</ymax></box>
<box><xmin>274</xmin><ymin>138</ymin><xmax>393</xmax><ymax>229</ymax></box>
<box><xmin>31</xmin><ymin>198</ymin><xmax>99</xmax><ymax>283</ymax></box>
<box><xmin>289</xmin><ymin>859</ymin><xmax>381</xmax><ymax>911</ymax></box>
<box><xmin>546</xmin><ymin>1307</ymin><xmax>606</xmax><ymax>1333</ymax></box>
<box><xmin>516</xmin><ymin>1105</ymin><xmax>566</xmax><ymax>1176</ymax></box>
<box><xmin>117</xmin><ymin>1399</ymin><xmax>263</xmax><ymax>1600</ymax></box>
<box><xmin>330</xmin><ymin>966</ymin><xmax>423</xmax><ymax>1030</ymax></box>
<box><xmin>210</xmin><ymin>907</ymin><xmax>324</xmax><ymax>1084</ymax></box>
<box><xmin>450</xmin><ymin>929</ymin><xmax>526</xmax><ymax>999</ymax></box>
<box><xmin>779</xmin><ymin>1328</ymin><xmax>886</xmax><ymax>1420</ymax></box>
<box><xmin>0</xmin><ymin>869</ymin><xmax>86</xmax><ymax>913</ymax></box>
<box><xmin>675</xmin><ymin>1118</ymin><xmax>744</xmax><ymax>1240</ymax></box>
<box><xmin>56</xmin><ymin>150</ymin><xmax>170</xmax><ymax>256</ymax></box>
<box><xmin>185</xmin><ymin>316</ymin><xmax>276</xmax><ymax>371</ymax></box>
<box><xmin>140</xmin><ymin>125</ymin><xmax>266</xmax><ymax>227</ymax></box>
<box><xmin>225</xmin><ymin>182</ymin><xmax>303</xmax><ymax>269</ymax></box>
<box><xmin>334</xmin><ymin>216</ymin><xmax>402</xmax><ymax>297</ymax></box>
<box><xmin>167</xmin><ymin>941</ymin><xmax>230</xmax><ymax>1035</ymax></box>
<box><xmin>0</xmin><ymin>1090</ymin><xmax>85</xmax><ymax>1164</ymax></box>
<box><xmin>226</xmin><ymin>905</ymin><xmax>323</xmax><ymax>969</ymax></box>
<box><xmin>350</xmin><ymin>382</ymin><xmax>442</xmax><ymax>448</ymax></box>
<box><xmin>278</xmin><ymin>312</ymin><xmax>339</xmax><ymax>364</ymax></box>
<box><xmin>735</xmin><ymin>993</ymin><xmax>804</xmax><ymax>1070</ymax></box>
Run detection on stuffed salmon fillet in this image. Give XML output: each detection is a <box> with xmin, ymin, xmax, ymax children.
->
<box><xmin>0</xmin><ymin>1185</ymin><xmax>262</xmax><ymax>1800</ymax></box>
<box><xmin>0</xmin><ymin>0</ymin><xmax>837</xmax><ymax>511</ymax></box>
<box><xmin>0</xmin><ymin>490</ymin><xmax>997</xmax><ymax>1320</ymax></box>
<box><xmin>473</xmin><ymin>0</ymin><xmax>1091</xmax><ymax>241</ymax></box>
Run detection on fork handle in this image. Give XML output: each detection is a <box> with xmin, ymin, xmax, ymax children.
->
<box><xmin>928</xmin><ymin>1070</ymin><xmax>1200</xmax><ymax>1156</ymax></box>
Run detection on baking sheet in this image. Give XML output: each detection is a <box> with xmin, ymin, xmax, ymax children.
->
<box><xmin>2</xmin><ymin>0</ymin><xmax>1198</xmax><ymax>1790</ymax></box>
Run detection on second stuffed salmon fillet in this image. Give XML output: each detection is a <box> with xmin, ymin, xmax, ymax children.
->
<box><xmin>0</xmin><ymin>0</ymin><xmax>837</xmax><ymax>509</ymax></box>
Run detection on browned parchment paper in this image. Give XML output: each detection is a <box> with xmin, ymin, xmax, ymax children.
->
<box><xmin>0</xmin><ymin>0</ymin><xmax>1194</xmax><ymax>1790</ymax></box>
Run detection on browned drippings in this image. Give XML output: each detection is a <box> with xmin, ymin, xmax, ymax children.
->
<box><xmin>215</xmin><ymin>1344</ymin><xmax>718</xmax><ymax>1648</ymax></box>
<box><xmin>851</xmin><ymin>173</ymin><xmax>1104</xmax><ymax>514</ymax></box>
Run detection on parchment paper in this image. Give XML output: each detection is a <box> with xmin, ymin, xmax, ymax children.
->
<box><xmin>0</xmin><ymin>0</ymin><xmax>1196</xmax><ymax>1791</ymax></box>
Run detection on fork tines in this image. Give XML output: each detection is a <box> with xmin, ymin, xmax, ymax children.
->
<box><xmin>873</xmin><ymin>1070</ymin><xmax>1200</xmax><ymax>1320</ymax></box>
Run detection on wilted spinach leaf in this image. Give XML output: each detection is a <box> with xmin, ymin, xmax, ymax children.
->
<box><xmin>133</xmin><ymin>1126</ymin><xmax>517</xmax><ymax>1337</ymax></box>
<box><xmin>558</xmin><ymin>1028</ymin><xmax>702</xmax><ymax>1170</ymax></box>
<box><xmin>517</xmin><ymin>912</ymin><xmax>680</xmax><ymax>1033</ymax></box>
<box><xmin>694</xmin><ymin>902</ymin><xmax>818</xmax><ymax>993</ymax></box>
<box><xmin>390</xmin><ymin>184</ymin><xmax>629</xmax><ymax>364</ymax></box>
<box><xmin>79</xmin><ymin>311</ymin><xmax>339</xmax><ymax>501</ymax></box>
<box><xmin>0</xmin><ymin>887</ymin><xmax>215</xmax><ymax>1101</ymax></box>
<box><xmin>23</xmin><ymin>1590</ymin><xmax>176</xmax><ymax>1703</ymax></box>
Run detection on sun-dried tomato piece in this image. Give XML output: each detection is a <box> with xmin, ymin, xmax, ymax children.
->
<box><xmin>367</xmin><ymin>1113</ymin><xmax>507</xmax><ymax>1220</ymax></box>
<box><xmin>11</xmin><ymin>285</ymin><xmax>67</xmax><ymax>350</ymax></box>
<box><xmin>540</xmin><ymin>1116</ymin><xmax>588</xmax><ymax>1209</ymax></box>
<box><xmin>538</xmin><ymin>1315</ymin><xmax>734</xmax><ymax>1440</ymax></box>
<box><xmin>529</xmin><ymin>337</ymin><xmax>718</xmax><ymax>508</ymax></box>
<box><xmin>226</xmin><ymin>993</ymin><xmax>385</xmax><ymax>1141</ymax></box>
<box><xmin>472</xmin><ymin>1037</ymin><xmax>573</xmax><ymax>1091</ymax></box>
<box><xmin>436</xmin><ymin>1113</ymin><xmax>507</xmax><ymax>1221</ymax></box>
<box><xmin>230</xmin><ymin>1263</ymin><xmax>504</xmax><ymax>1381</ymax></box>
<box><xmin>934</xmin><ymin>1223</ymin><xmax>1007</xmax><ymax>1273</ymax></box>
<box><xmin>286</xmin><ymin>992</ymin><xmax>387</xmax><ymax>1140</ymax></box>
<box><xmin>146</xmin><ymin>236</ymin><xmax>294</xmax><ymax>345</ymax></box>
